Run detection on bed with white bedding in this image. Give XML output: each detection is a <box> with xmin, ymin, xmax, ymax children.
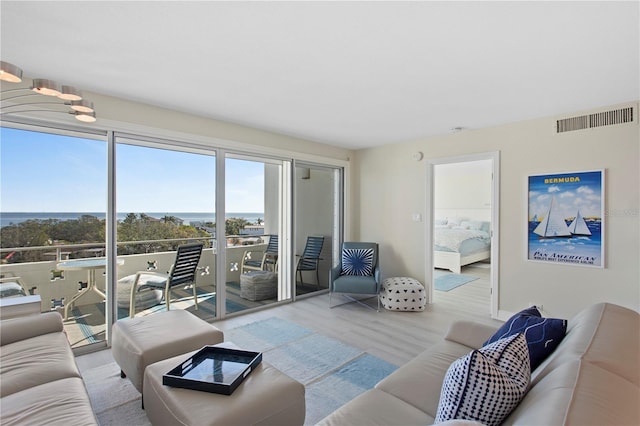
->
<box><xmin>433</xmin><ymin>220</ymin><xmax>491</xmax><ymax>274</ymax></box>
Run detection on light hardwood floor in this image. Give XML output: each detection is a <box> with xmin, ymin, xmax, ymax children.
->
<box><xmin>76</xmin><ymin>262</ymin><xmax>499</xmax><ymax>372</ymax></box>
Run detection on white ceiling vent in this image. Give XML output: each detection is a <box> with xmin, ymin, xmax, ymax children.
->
<box><xmin>556</xmin><ymin>106</ymin><xmax>634</xmax><ymax>133</ymax></box>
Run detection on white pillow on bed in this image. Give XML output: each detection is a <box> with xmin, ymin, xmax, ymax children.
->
<box><xmin>447</xmin><ymin>217</ymin><xmax>465</xmax><ymax>227</ymax></box>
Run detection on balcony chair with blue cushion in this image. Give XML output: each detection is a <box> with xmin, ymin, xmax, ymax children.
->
<box><xmin>330</xmin><ymin>242</ymin><xmax>381</xmax><ymax>311</ymax></box>
<box><xmin>241</xmin><ymin>234</ymin><xmax>278</xmax><ymax>274</ymax></box>
<box><xmin>296</xmin><ymin>235</ymin><xmax>325</xmax><ymax>288</ymax></box>
<box><xmin>123</xmin><ymin>243</ymin><xmax>204</xmax><ymax>318</ymax></box>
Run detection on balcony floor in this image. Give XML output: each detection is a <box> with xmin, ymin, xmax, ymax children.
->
<box><xmin>63</xmin><ymin>282</ymin><xmax>321</xmax><ymax>349</ymax></box>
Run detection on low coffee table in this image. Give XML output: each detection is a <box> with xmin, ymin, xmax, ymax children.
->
<box><xmin>143</xmin><ymin>342</ymin><xmax>305</xmax><ymax>426</ymax></box>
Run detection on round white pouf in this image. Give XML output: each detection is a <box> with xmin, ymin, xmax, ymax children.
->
<box><xmin>380</xmin><ymin>277</ymin><xmax>426</xmax><ymax>311</ymax></box>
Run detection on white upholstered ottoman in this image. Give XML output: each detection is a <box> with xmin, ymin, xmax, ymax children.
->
<box><xmin>111</xmin><ymin>310</ymin><xmax>224</xmax><ymax>393</ymax></box>
<box><xmin>379</xmin><ymin>277</ymin><xmax>426</xmax><ymax>311</ymax></box>
<box><xmin>143</xmin><ymin>343</ymin><xmax>306</xmax><ymax>426</ymax></box>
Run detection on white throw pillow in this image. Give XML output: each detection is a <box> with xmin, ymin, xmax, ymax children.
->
<box><xmin>435</xmin><ymin>334</ymin><xmax>530</xmax><ymax>426</ymax></box>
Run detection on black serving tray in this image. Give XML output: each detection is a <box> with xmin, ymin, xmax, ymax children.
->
<box><xmin>163</xmin><ymin>346</ymin><xmax>262</xmax><ymax>395</ymax></box>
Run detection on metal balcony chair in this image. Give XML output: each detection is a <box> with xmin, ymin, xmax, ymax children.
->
<box><xmin>126</xmin><ymin>243</ymin><xmax>204</xmax><ymax>318</ymax></box>
<box><xmin>329</xmin><ymin>242</ymin><xmax>381</xmax><ymax>311</ymax></box>
<box><xmin>241</xmin><ymin>234</ymin><xmax>279</xmax><ymax>274</ymax></box>
<box><xmin>295</xmin><ymin>235</ymin><xmax>325</xmax><ymax>288</ymax></box>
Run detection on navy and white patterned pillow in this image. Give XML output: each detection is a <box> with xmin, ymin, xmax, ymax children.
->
<box><xmin>341</xmin><ymin>248</ymin><xmax>374</xmax><ymax>276</ymax></box>
<box><xmin>484</xmin><ymin>306</ymin><xmax>567</xmax><ymax>370</ymax></box>
<box><xmin>436</xmin><ymin>333</ymin><xmax>530</xmax><ymax>426</ymax></box>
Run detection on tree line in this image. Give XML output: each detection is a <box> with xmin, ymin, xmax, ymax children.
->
<box><xmin>0</xmin><ymin>214</ymin><xmax>261</xmax><ymax>264</ymax></box>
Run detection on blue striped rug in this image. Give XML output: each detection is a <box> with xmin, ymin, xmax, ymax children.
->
<box><xmin>227</xmin><ymin>317</ymin><xmax>398</xmax><ymax>425</ymax></box>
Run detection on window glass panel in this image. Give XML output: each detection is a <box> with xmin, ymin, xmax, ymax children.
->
<box><xmin>0</xmin><ymin>126</ymin><xmax>107</xmax><ymax>349</ymax></box>
<box><xmin>225</xmin><ymin>156</ymin><xmax>285</xmax><ymax>315</ymax></box>
<box><xmin>294</xmin><ymin>165</ymin><xmax>340</xmax><ymax>297</ymax></box>
<box><xmin>115</xmin><ymin>141</ymin><xmax>216</xmax><ymax>322</ymax></box>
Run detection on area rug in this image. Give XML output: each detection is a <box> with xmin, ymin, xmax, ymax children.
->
<box><xmin>82</xmin><ymin>316</ymin><xmax>397</xmax><ymax>426</ymax></box>
<box><xmin>434</xmin><ymin>272</ymin><xmax>479</xmax><ymax>292</ymax></box>
<box><xmin>82</xmin><ymin>362</ymin><xmax>149</xmax><ymax>426</ymax></box>
<box><xmin>227</xmin><ymin>317</ymin><xmax>398</xmax><ymax>425</ymax></box>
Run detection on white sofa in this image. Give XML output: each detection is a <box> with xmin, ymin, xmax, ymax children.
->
<box><xmin>318</xmin><ymin>302</ymin><xmax>639</xmax><ymax>425</ymax></box>
<box><xmin>0</xmin><ymin>312</ymin><xmax>98</xmax><ymax>425</ymax></box>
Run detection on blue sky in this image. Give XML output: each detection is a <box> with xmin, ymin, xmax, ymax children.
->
<box><xmin>528</xmin><ymin>170</ymin><xmax>603</xmax><ymax>220</ymax></box>
<box><xmin>0</xmin><ymin>127</ymin><xmax>264</xmax><ymax>212</ymax></box>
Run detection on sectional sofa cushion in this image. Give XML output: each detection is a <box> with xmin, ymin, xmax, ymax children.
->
<box><xmin>484</xmin><ymin>306</ymin><xmax>567</xmax><ymax>370</ymax></box>
<box><xmin>0</xmin><ymin>330</ymin><xmax>81</xmax><ymax>397</ymax></box>
<box><xmin>436</xmin><ymin>334</ymin><xmax>530</xmax><ymax>426</ymax></box>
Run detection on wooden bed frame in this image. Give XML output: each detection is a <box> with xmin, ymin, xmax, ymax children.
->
<box><xmin>434</xmin><ymin>249</ymin><xmax>490</xmax><ymax>274</ymax></box>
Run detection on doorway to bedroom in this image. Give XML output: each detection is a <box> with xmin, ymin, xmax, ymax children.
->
<box><xmin>427</xmin><ymin>152</ymin><xmax>499</xmax><ymax>318</ymax></box>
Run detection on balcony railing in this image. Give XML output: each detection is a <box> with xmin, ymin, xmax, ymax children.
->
<box><xmin>0</xmin><ymin>236</ymin><xmax>271</xmax><ymax>349</ymax></box>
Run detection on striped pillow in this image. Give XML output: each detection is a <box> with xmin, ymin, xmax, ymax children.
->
<box><xmin>341</xmin><ymin>248</ymin><xmax>374</xmax><ymax>276</ymax></box>
<box><xmin>483</xmin><ymin>306</ymin><xmax>567</xmax><ymax>370</ymax></box>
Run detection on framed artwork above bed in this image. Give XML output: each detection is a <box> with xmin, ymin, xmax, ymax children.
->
<box><xmin>527</xmin><ymin>169</ymin><xmax>605</xmax><ymax>268</ymax></box>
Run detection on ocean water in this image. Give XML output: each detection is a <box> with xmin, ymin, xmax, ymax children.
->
<box><xmin>527</xmin><ymin>220</ymin><xmax>603</xmax><ymax>267</ymax></box>
<box><xmin>0</xmin><ymin>212</ymin><xmax>264</xmax><ymax>228</ymax></box>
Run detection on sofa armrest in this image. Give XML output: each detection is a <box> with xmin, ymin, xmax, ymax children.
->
<box><xmin>0</xmin><ymin>311</ymin><xmax>64</xmax><ymax>346</ymax></box>
<box><xmin>444</xmin><ymin>320</ymin><xmax>498</xmax><ymax>349</ymax></box>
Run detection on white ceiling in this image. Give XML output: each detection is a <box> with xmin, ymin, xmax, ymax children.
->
<box><xmin>1</xmin><ymin>1</ymin><xmax>638</xmax><ymax>150</ymax></box>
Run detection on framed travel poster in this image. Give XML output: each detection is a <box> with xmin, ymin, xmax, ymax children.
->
<box><xmin>527</xmin><ymin>170</ymin><xmax>604</xmax><ymax>267</ymax></box>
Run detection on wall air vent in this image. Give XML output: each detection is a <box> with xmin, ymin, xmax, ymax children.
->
<box><xmin>556</xmin><ymin>106</ymin><xmax>634</xmax><ymax>133</ymax></box>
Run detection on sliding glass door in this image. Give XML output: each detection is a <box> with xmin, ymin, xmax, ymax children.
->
<box><xmin>1</xmin><ymin>122</ymin><xmax>347</xmax><ymax>352</ymax></box>
<box><xmin>115</xmin><ymin>136</ymin><xmax>216</xmax><ymax>322</ymax></box>
<box><xmin>0</xmin><ymin>126</ymin><xmax>108</xmax><ymax>349</ymax></box>
<box><xmin>224</xmin><ymin>154</ymin><xmax>287</xmax><ymax>315</ymax></box>
<box><xmin>294</xmin><ymin>163</ymin><xmax>342</xmax><ymax>297</ymax></box>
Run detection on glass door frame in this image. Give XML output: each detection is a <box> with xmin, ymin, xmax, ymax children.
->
<box><xmin>292</xmin><ymin>160</ymin><xmax>345</xmax><ymax>298</ymax></box>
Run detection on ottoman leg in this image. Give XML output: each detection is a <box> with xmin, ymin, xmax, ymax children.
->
<box><xmin>121</xmin><ymin>370</ymin><xmax>126</xmax><ymax>378</ymax></box>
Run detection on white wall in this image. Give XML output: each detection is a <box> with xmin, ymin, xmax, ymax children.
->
<box><xmin>353</xmin><ymin>102</ymin><xmax>639</xmax><ymax>318</ymax></box>
<box><xmin>434</xmin><ymin>160</ymin><xmax>492</xmax><ymax>222</ymax></box>
<box><xmin>89</xmin><ymin>91</ymin><xmax>353</xmax><ymax>162</ymax></box>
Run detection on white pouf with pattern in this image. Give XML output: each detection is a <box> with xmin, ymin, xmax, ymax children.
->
<box><xmin>380</xmin><ymin>277</ymin><xmax>426</xmax><ymax>311</ymax></box>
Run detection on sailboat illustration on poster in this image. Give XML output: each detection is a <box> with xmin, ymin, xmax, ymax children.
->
<box><xmin>568</xmin><ymin>210</ymin><xmax>592</xmax><ymax>236</ymax></box>
<box><xmin>533</xmin><ymin>195</ymin><xmax>571</xmax><ymax>237</ymax></box>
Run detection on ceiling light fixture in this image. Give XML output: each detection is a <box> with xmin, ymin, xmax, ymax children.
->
<box><xmin>0</xmin><ymin>61</ymin><xmax>97</xmax><ymax>123</ymax></box>
<box><xmin>0</xmin><ymin>61</ymin><xmax>23</xmax><ymax>83</ymax></box>
<box><xmin>72</xmin><ymin>111</ymin><xmax>97</xmax><ymax>123</ymax></box>
<box><xmin>59</xmin><ymin>85</ymin><xmax>83</xmax><ymax>101</ymax></box>
<box><xmin>31</xmin><ymin>78</ymin><xmax>62</xmax><ymax>97</ymax></box>
<box><xmin>69</xmin><ymin>99</ymin><xmax>94</xmax><ymax>113</ymax></box>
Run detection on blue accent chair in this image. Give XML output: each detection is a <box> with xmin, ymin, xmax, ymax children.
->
<box><xmin>329</xmin><ymin>242</ymin><xmax>381</xmax><ymax>311</ymax></box>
